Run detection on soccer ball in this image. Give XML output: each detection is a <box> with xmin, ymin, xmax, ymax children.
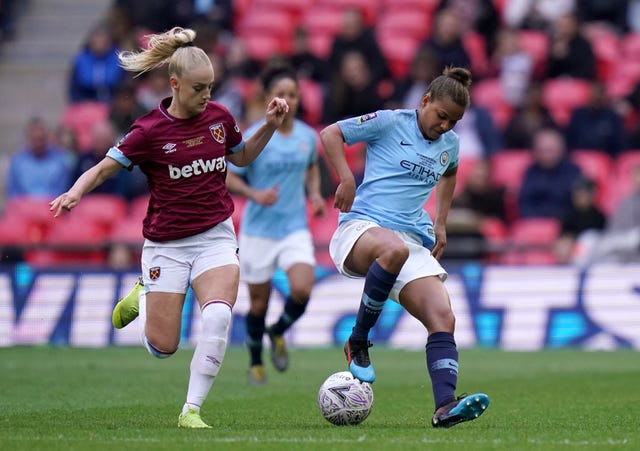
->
<box><xmin>317</xmin><ymin>371</ymin><xmax>374</xmax><ymax>426</ymax></box>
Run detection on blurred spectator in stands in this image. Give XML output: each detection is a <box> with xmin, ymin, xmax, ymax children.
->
<box><xmin>69</xmin><ymin>24</ymin><xmax>126</xmax><ymax>103</ymax></box>
<box><xmin>322</xmin><ymin>51</ymin><xmax>384</xmax><ymax>124</ymax></box>
<box><xmin>419</xmin><ymin>8</ymin><xmax>471</xmax><ymax>75</ymax></box>
<box><xmin>386</xmin><ymin>48</ymin><xmax>438</xmax><ymax>110</ymax></box>
<box><xmin>554</xmin><ymin>175</ymin><xmax>606</xmax><ymax>264</ymax></box>
<box><xmin>448</xmin><ymin>159</ymin><xmax>507</xmax><ymax>260</ymax></box>
<box><xmin>225</xmin><ymin>37</ymin><xmax>260</xmax><ymax>79</ymax></box>
<box><xmin>109</xmin><ymin>82</ymin><xmax>147</xmax><ymax>136</ymax></box>
<box><xmin>210</xmin><ymin>51</ymin><xmax>244</xmax><ymax>121</ymax></box>
<box><xmin>454</xmin><ymin>104</ymin><xmax>502</xmax><ymax>159</ymax></box>
<box><xmin>290</xmin><ymin>26</ymin><xmax>326</xmax><ymax>84</ymax></box>
<box><xmin>136</xmin><ymin>67</ymin><xmax>171</xmax><ymax>111</ymax></box>
<box><xmin>113</xmin><ymin>0</ymin><xmax>193</xmax><ymax>33</ymax></box>
<box><xmin>566</xmin><ymin>81</ymin><xmax>627</xmax><ymax>157</ymax></box>
<box><xmin>518</xmin><ymin>128</ymin><xmax>582</xmax><ymax>218</ymax></box>
<box><xmin>437</xmin><ymin>0</ymin><xmax>500</xmax><ymax>57</ymax></box>
<box><xmin>0</xmin><ymin>0</ymin><xmax>22</xmax><ymax>42</ymax></box>
<box><xmin>327</xmin><ymin>7</ymin><xmax>389</xmax><ymax>86</ymax></box>
<box><xmin>582</xmin><ymin>165</ymin><xmax>640</xmax><ymax>264</ymax></box>
<box><xmin>51</xmin><ymin>124</ymin><xmax>80</xmax><ymax>170</ymax></box>
<box><xmin>105</xmin><ymin>4</ymin><xmax>137</xmax><ymax>51</ymax></box>
<box><xmin>71</xmin><ymin>120</ymin><xmax>129</xmax><ymax>198</ymax></box>
<box><xmin>503</xmin><ymin>0</ymin><xmax>575</xmax><ymax>30</ymax></box>
<box><xmin>576</xmin><ymin>0</ymin><xmax>629</xmax><ymax>34</ymax></box>
<box><xmin>191</xmin><ymin>0</ymin><xmax>232</xmax><ymax>36</ymax></box>
<box><xmin>546</xmin><ymin>13</ymin><xmax>596</xmax><ymax>80</ymax></box>
<box><xmin>6</xmin><ymin>118</ymin><xmax>72</xmax><ymax>199</ymax></box>
<box><xmin>503</xmin><ymin>82</ymin><xmax>558</xmax><ymax>149</ymax></box>
<box><xmin>490</xmin><ymin>27</ymin><xmax>534</xmax><ymax>107</ymax></box>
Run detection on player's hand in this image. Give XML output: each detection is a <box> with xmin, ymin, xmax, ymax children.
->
<box><xmin>49</xmin><ymin>191</ymin><xmax>80</xmax><ymax>218</ymax></box>
<box><xmin>308</xmin><ymin>193</ymin><xmax>326</xmax><ymax>217</ymax></box>
<box><xmin>334</xmin><ymin>178</ymin><xmax>356</xmax><ymax>213</ymax></box>
<box><xmin>265</xmin><ymin>97</ymin><xmax>289</xmax><ymax>128</ymax></box>
<box><xmin>253</xmin><ymin>186</ymin><xmax>279</xmax><ymax>206</ymax></box>
<box><xmin>431</xmin><ymin>222</ymin><xmax>447</xmax><ymax>260</ymax></box>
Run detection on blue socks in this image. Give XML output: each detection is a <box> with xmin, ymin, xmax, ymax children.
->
<box><xmin>426</xmin><ymin>332</ymin><xmax>459</xmax><ymax>409</ymax></box>
<box><xmin>270</xmin><ymin>296</ymin><xmax>308</xmax><ymax>335</ymax></box>
<box><xmin>351</xmin><ymin>261</ymin><xmax>398</xmax><ymax>341</ymax></box>
<box><xmin>246</xmin><ymin>312</ymin><xmax>265</xmax><ymax>366</ymax></box>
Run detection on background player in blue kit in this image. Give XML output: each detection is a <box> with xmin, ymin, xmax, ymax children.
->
<box><xmin>226</xmin><ymin>65</ymin><xmax>325</xmax><ymax>385</ymax></box>
<box><xmin>320</xmin><ymin>66</ymin><xmax>490</xmax><ymax>428</ymax></box>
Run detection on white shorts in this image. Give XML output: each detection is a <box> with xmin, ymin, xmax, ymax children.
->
<box><xmin>141</xmin><ymin>217</ymin><xmax>239</xmax><ymax>294</ymax></box>
<box><xmin>238</xmin><ymin>229</ymin><xmax>315</xmax><ymax>284</ymax></box>
<box><xmin>329</xmin><ymin>219</ymin><xmax>447</xmax><ymax>302</ymax></box>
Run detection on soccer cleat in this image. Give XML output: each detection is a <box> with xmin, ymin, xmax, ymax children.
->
<box><xmin>344</xmin><ymin>338</ymin><xmax>375</xmax><ymax>383</ymax></box>
<box><xmin>266</xmin><ymin>327</ymin><xmax>289</xmax><ymax>372</ymax></box>
<box><xmin>431</xmin><ymin>393</ymin><xmax>490</xmax><ymax>428</ymax></box>
<box><xmin>248</xmin><ymin>364</ymin><xmax>266</xmax><ymax>385</ymax></box>
<box><xmin>111</xmin><ymin>276</ymin><xmax>144</xmax><ymax>329</ymax></box>
<box><xmin>178</xmin><ymin>407</ymin><xmax>211</xmax><ymax>429</ymax></box>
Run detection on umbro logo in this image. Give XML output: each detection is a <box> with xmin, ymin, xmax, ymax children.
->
<box><xmin>400</xmin><ymin>140</ymin><xmax>413</xmax><ymax>146</ymax></box>
<box><xmin>163</xmin><ymin>143</ymin><xmax>177</xmax><ymax>154</ymax></box>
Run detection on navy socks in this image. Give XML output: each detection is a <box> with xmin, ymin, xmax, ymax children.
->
<box><xmin>426</xmin><ymin>332</ymin><xmax>459</xmax><ymax>409</ymax></box>
<box><xmin>351</xmin><ymin>261</ymin><xmax>398</xmax><ymax>341</ymax></box>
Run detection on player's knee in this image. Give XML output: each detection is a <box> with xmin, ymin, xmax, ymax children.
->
<box><xmin>249</xmin><ymin>299</ymin><xmax>269</xmax><ymax>317</ymax></box>
<box><xmin>144</xmin><ymin>334</ymin><xmax>178</xmax><ymax>358</ymax></box>
<box><xmin>201</xmin><ymin>301</ymin><xmax>232</xmax><ymax>335</ymax></box>
<box><xmin>289</xmin><ymin>287</ymin><xmax>311</xmax><ymax>304</ymax></box>
<box><xmin>383</xmin><ymin>243</ymin><xmax>410</xmax><ymax>266</ymax></box>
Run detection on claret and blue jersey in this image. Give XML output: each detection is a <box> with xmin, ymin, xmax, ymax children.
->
<box><xmin>230</xmin><ymin>118</ymin><xmax>318</xmax><ymax>239</ymax></box>
<box><xmin>337</xmin><ymin>109</ymin><xmax>460</xmax><ymax>249</ymax></box>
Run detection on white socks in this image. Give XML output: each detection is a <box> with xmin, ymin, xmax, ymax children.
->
<box><xmin>184</xmin><ymin>301</ymin><xmax>232</xmax><ymax>410</ymax></box>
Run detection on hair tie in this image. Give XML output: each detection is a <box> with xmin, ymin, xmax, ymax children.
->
<box><xmin>180</xmin><ymin>41</ymin><xmax>195</xmax><ymax>48</ymax></box>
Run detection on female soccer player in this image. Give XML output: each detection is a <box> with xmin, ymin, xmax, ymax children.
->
<box><xmin>319</xmin><ymin>66</ymin><xmax>490</xmax><ymax>428</ymax></box>
<box><xmin>49</xmin><ymin>27</ymin><xmax>289</xmax><ymax>429</ymax></box>
<box><xmin>226</xmin><ymin>65</ymin><xmax>325</xmax><ymax>385</ymax></box>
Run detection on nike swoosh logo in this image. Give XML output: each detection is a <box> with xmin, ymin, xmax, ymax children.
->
<box><xmin>400</xmin><ymin>140</ymin><xmax>413</xmax><ymax>146</ymax></box>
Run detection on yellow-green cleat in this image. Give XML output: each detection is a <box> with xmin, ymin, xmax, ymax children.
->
<box><xmin>178</xmin><ymin>408</ymin><xmax>211</xmax><ymax>429</ymax></box>
<box><xmin>111</xmin><ymin>276</ymin><xmax>144</xmax><ymax>329</ymax></box>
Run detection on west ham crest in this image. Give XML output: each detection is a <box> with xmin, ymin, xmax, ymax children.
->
<box><xmin>209</xmin><ymin>123</ymin><xmax>226</xmax><ymax>144</ymax></box>
<box><xmin>149</xmin><ymin>266</ymin><xmax>161</xmax><ymax>280</ymax></box>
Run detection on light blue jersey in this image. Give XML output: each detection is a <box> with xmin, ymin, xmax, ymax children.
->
<box><xmin>338</xmin><ymin>109</ymin><xmax>459</xmax><ymax>249</ymax></box>
<box><xmin>230</xmin><ymin>119</ymin><xmax>318</xmax><ymax>238</ymax></box>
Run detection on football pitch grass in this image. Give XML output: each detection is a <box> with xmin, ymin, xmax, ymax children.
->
<box><xmin>1</xmin><ymin>346</ymin><xmax>638</xmax><ymax>450</ymax></box>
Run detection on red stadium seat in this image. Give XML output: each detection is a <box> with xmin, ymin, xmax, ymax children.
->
<box><xmin>299</xmin><ymin>78</ymin><xmax>324</xmax><ymax>126</ymax></box>
<box><xmin>453</xmin><ymin>157</ymin><xmax>480</xmax><ymax>195</ymax></box>
<box><xmin>0</xmin><ymin>215</ymin><xmax>44</xmax><ymax>247</ymax></box>
<box><xmin>569</xmin><ymin>150</ymin><xmax>613</xmax><ymax>211</ymax></box>
<box><xmin>377</xmin><ymin>33</ymin><xmax>422</xmax><ymax>79</ymax></box>
<box><xmin>376</xmin><ymin>10</ymin><xmax>432</xmax><ymax>41</ymax></box>
<box><xmin>381</xmin><ymin>0</ymin><xmax>440</xmax><ymax>15</ymax></box>
<box><xmin>129</xmin><ymin>194</ymin><xmax>150</xmax><ymax>223</ymax></box>
<box><xmin>230</xmin><ymin>195</ymin><xmax>247</xmax><ymax>234</ymax></box>
<box><xmin>26</xmin><ymin>215</ymin><xmax>109</xmax><ymax>266</ymax></box>
<box><xmin>517</xmin><ymin>30</ymin><xmax>549</xmax><ymax>78</ymax></box>
<box><xmin>472</xmin><ymin>78</ymin><xmax>514</xmax><ymax>130</ymax></box>
<box><xmin>60</xmin><ymin>101</ymin><xmax>109</xmax><ymax>152</ymax></box>
<box><xmin>308</xmin><ymin>198</ymin><xmax>339</xmax><ymax>267</ymax></box>
<box><xmin>241</xmin><ymin>33</ymin><xmax>288</xmax><ymax>62</ymax></box>
<box><xmin>621</xmin><ymin>32</ymin><xmax>640</xmax><ymax>59</ymax></box>
<box><xmin>583</xmin><ymin>24</ymin><xmax>620</xmax><ymax>82</ymax></box>
<box><xmin>500</xmin><ymin>217</ymin><xmax>560</xmax><ymax>265</ymax></box>
<box><xmin>317</xmin><ymin>0</ymin><xmax>380</xmax><ymax>25</ymax></box>
<box><xmin>70</xmin><ymin>194</ymin><xmax>128</xmax><ymax>235</ymax></box>
<box><xmin>302</xmin><ymin>7</ymin><xmax>344</xmax><ymax>37</ymax></box>
<box><xmin>463</xmin><ymin>31</ymin><xmax>489</xmax><ymax>77</ymax></box>
<box><xmin>109</xmin><ymin>216</ymin><xmax>144</xmax><ymax>246</ymax></box>
<box><xmin>542</xmin><ymin>78</ymin><xmax>592</xmax><ymax>127</ymax></box>
<box><xmin>490</xmin><ymin>150</ymin><xmax>534</xmax><ymax>221</ymax></box>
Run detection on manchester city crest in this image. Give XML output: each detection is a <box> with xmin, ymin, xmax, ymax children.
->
<box><xmin>440</xmin><ymin>151</ymin><xmax>449</xmax><ymax>166</ymax></box>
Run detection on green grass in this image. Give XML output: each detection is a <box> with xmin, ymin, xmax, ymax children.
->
<box><xmin>1</xmin><ymin>346</ymin><xmax>638</xmax><ymax>450</ymax></box>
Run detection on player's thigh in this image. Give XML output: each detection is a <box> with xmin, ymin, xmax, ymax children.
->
<box><xmin>346</xmin><ymin>226</ymin><xmax>406</xmax><ymax>275</ymax></box>
<box><xmin>191</xmin><ymin>264</ymin><xmax>240</xmax><ymax>309</ymax></box>
<box><xmin>399</xmin><ymin>276</ymin><xmax>455</xmax><ymax>333</ymax></box>
<box><xmin>145</xmin><ymin>291</ymin><xmax>185</xmax><ymax>350</ymax></box>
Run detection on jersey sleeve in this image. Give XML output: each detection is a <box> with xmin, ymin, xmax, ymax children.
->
<box><xmin>337</xmin><ymin>110</ymin><xmax>391</xmax><ymax>146</ymax></box>
<box><xmin>107</xmin><ymin>124</ymin><xmax>148</xmax><ymax>169</ymax></box>
<box><xmin>223</xmin><ymin>109</ymin><xmax>244</xmax><ymax>154</ymax></box>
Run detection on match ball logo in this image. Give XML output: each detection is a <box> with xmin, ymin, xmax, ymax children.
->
<box><xmin>209</xmin><ymin>123</ymin><xmax>226</xmax><ymax>144</ymax></box>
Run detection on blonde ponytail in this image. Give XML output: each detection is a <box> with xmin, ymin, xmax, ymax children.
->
<box><xmin>118</xmin><ymin>27</ymin><xmax>209</xmax><ymax>77</ymax></box>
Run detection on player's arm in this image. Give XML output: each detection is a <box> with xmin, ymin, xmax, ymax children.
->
<box><xmin>319</xmin><ymin>123</ymin><xmax>356</xmax><ymax>213</ymax></box>
<box><xmin>227</xmin><ymin>97</ymin><xmax>288</xmax><ymax>167</ymax></box>
<box><xmin>226</xmin><ymin>171</ymin><xmax>278</xmax><ymax>206</ymax></box>
<box><xmin>305</xmin><ymin>162</ymin><xmax>325</xmax><ymax>216</ymax></box>
<box><xmin>431</xmin><ymin>166</ymin><xmax>458</xmax><ymax>259</ymax></box>
<box><xmin>49</xmin><ymin>157</ymin><xmax>123</xmax><ymax>217</ymax></box>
